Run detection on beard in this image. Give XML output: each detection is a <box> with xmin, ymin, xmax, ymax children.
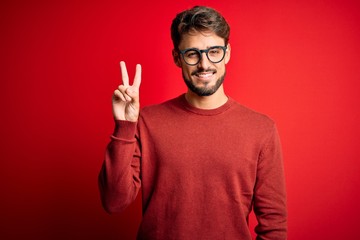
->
<box><xmin>182</xmin><ymin>68</ymin><xmax>226</xmax><ymax>97</ymax></box>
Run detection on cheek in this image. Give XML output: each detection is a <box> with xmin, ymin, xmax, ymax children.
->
<box><xmin>180</xmin><ymin>67</ymin><xmax>189</xmax><ymax>79</ymax></box>
<box><xmin>216</xmin><ymin>64</ymin><xmax>226</xmax><ymax>74</ymax></box>
<box><xmin>181</xmin><ymin>66</ymin><xmax>194</xmax><ymax>76</ymax></box>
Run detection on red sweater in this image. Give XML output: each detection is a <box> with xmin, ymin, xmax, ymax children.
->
<box><xmin>99</xmin><ymin>94</ymin><xmax>287</xmax><ymax>240</ymax></box>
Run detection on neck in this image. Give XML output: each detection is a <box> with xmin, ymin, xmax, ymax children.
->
<box><xmin>185</xmin><ymin>86</ymin><xmax>228</xmax><ymax>109</ymax></box>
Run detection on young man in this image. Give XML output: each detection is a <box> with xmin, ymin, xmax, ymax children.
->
<box><xmin>99</xmin><ymin>6</ymin><xmax>287</xmax><ymax>240</ymax></box>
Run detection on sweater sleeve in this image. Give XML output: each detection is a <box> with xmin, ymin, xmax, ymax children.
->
<box><xmin>98</xmin><ymin>120</ymin><xmax>141</xmax><ymax>214</ymax></box>
<box><xmin>254</xmin><ymin>124</ymin><xmax>287</xmax><ymax>240</ymax></box>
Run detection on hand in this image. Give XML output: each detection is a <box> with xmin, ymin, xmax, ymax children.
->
<box><xmin>112</xmin><ymin>61</ymin><xmax>142</xmax><ymax>122</ymax></box>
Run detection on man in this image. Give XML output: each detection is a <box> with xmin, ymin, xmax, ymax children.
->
<box><xmin>99</xmin><ymin>6</ymin><xmax>287</xmax><ymax>240</ymax></box>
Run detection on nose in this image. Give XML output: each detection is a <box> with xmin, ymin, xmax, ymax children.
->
<box><xmin>197</xmin><ymin>52</ymin><xmax>211</xmax><ymax>69</ymax></box>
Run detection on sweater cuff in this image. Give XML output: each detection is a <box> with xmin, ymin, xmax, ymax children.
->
<box><xmin>112</xmin><ymin>120</ymin><xmax>137</xmax><ymax>140</ymax></box>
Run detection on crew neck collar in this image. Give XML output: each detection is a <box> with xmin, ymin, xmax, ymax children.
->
<box><xmin>178</xmin><ymin>94</ymin><xmax>233</xmax><ymax>116</ymax></box>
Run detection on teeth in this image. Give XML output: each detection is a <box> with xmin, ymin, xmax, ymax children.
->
<box><xmin>197</xmin><ymin>73</ymin><xmax>212</xmax><ymax>77</ymax></box>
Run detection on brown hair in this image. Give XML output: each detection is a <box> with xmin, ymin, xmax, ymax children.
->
<box><xmin>171</xmin><ymin>6</ymin><xmax>230</xmax><ymax>50</ymax></box>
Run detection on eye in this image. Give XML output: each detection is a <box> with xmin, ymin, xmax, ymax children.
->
<box><xmin>184</xmin><ymin>50</ymin><xmax>199</xmax><ymax>58</ymax></box>
<box><xmin>208</xmin><ymin>48</ymin><xmax>221</xmax><ymax>55</ymax></box>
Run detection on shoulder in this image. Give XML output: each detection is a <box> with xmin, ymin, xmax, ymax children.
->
<box><xmin>226</xmin><ymin>99</ymin><xmax>278</xmax><ymax>144</ymax></box>
<box><xmin>229</xmin><ymin>99</ymin><xmax>275</xmax><ymax>128</ymax></box>
<box><xmin>227</xmin><ymin>100</ymin><xmax>279</xmax><ymax>148</ymax></box>
<box><xmin>139</xmin><ymin>95</ymin><xmax>184</xmax><ymax>119</ymax></box>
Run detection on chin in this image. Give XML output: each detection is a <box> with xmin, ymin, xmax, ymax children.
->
<box><xmin>183</xmin><ymin>72</ymin><xmax>226</xmax><ymax>97</ymax></box>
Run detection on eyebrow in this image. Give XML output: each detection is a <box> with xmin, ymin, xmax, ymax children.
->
<box><xmin>181</xmin><ymin>45</ymin><xmax>224</xmax><ymax>50</ymax></box>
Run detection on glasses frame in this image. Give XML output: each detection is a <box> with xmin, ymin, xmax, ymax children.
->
<box><xmin>179</xmin><ymin>45</ymin><xmax>228</xmax><ymax>66</ymax></box>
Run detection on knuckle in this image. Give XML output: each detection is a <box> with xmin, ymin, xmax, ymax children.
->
<box><xmin>118</xmin><ymin>85</ymin><xmax>126</xmax><ymax>90</ymax></box>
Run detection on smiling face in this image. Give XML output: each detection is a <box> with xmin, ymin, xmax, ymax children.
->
<box><xmin>173</xmin><ymin>30</ymin><xmax>231</xmax><ymax>97</ymax></box>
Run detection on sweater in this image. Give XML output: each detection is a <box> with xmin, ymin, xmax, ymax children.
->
<box><xmin>98</xmin><ymin>94</ymin><xmax>287</xmax><ymax>240</ymax></box>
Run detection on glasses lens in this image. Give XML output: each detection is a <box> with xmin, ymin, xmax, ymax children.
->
<box><xmin>183</xmin><ymin>49</ymin><xmax>200</xmax><ymax>65</ymax></box>
<box><xmin>181</xmin><ymin>46</ymin><xmax>226</xmax><ymax>65</ymax></box>
<box><xmin>207</xmin><ymin>47</ymin><xmax>225</xmax><ymax>63</ymax></box>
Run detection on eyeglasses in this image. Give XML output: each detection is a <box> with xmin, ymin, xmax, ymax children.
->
<box><xmin>179</xmin><ymin>46</ymin><xmax>227</xmax><ymax>66</ymax></box>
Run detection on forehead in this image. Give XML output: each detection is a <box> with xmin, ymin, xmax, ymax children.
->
<box><xmin>179</xmin><ymin>30</ymin><xmax>225</xmax><ymax>49</ymax></box>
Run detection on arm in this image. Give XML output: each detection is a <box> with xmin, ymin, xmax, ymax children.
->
<box><xmin>254</xmin><ymin>124</ymin><xmax>287</xmax><ymax>240</ymax></box>
<box><xmin>98</xmin><ymin>120</ymin><xmax>141</xmax><ymax>213</ymax></box>
<box><xmin>98</xmin><ymin>61</ymin><xmax>142</xmax><ymax>213</ymax></box>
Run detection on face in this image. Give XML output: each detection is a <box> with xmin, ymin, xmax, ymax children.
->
<box><xmin>173</xmin><ymin>30</ymin><xmax>231</xmax><ymax>96</ymax></box>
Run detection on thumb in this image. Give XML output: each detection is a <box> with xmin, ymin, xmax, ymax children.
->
<box><xmin>126</xmin><ymin>87</ymin><xmax>139</xmax><ymax>101</ymax></box>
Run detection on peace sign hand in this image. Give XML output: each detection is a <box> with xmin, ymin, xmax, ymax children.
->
<box><xmin>112</xmin><ymin>61</ymin><xmax>142</xmax><ymax>122</ymax></box>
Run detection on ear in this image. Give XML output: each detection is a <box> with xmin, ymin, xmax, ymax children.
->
<box><xmin>224</xmin><ymin>43</ymin><xmax>231</xmax><ymax>64</ymax></box>
<box><xmin>172</xmin><ymin>49</ymin><xmax>182</xmax><ymax>68</ymax></box>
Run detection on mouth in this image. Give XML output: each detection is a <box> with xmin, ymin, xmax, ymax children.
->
<box><xmin>192</xmin><ymin>70</ymin><xmax>216</xmax><ymax>81</ymax></box>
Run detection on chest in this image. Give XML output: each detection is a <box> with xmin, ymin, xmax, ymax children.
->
<box><xmin>140</xmin><ymin>116</ymin><xmax>262</xmax><ymax>181</ymax></box>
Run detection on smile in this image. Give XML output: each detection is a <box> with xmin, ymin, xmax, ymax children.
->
<box><xmin>197</xmin><ymin>72</ymin><xmax>212</xmax><ymax>77</ymax></box>
<box><xmin>194</xmin><ymin>71</ymin><xmax>216</xmax><ymax>80</ymax></box>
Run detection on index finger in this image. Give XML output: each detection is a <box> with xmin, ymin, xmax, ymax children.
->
<box><xmin>133</xmin><ymin>64</ymin><xmax>142</xmax><ymax>88</ymax></box>
<box><xmin>120</xmin><ymin>61</ymin><xmax>129</xmax><ymax>86</ymax></box>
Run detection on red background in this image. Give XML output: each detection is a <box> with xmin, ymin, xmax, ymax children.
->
<box><xmin>1</xmin><ymin>0</ymin><xmax>360</xmax><ymax>239</ymax></box>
